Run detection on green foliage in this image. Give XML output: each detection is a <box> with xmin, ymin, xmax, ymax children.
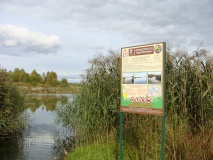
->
<box><xmin>166</xmin><ymin>46</ymin><xmax>213</xmax><ymax>133</ymax></box>
<box><xmin>60</xmin><ymin>78</ymin><xmax>69</xmax><ymax>87</ymax></box>
<box><xmin>56</xmin><ymin>50</ymin><xmax>120</xmax><ymax>142</ymax></box>
<box><xmin>12</xmin><ymin>68</ymin><xmax>30</xmax><ymax>83</ymax></box>
<box><xmin>10</xmin><ymin>68</ymin><xmax>69</xmax><ymax>87</ymax></box>
<box><xmin>65</xmin><ymin>139</ymin><xmax>117</xmax><ymax>160</ymax></box>
<box><xmin>0</xmin><ymin>69</ymin><xmax>25</xmax><ymax>137</ymax></box>
<box><xmin>74</xmin><ymin>51</ymin><xmax>120</xmax><ymax>141</ymax></box>
<box><xmin>45</xmin><ymin>71</ymin><xmax>58</xmax><ymax>87</ymax></box>
<box><xmin>30</xmin><ymin>69</ymin><xmax>43</xmax><ymax>86</ymax></box>
<box><xmin>56</xmin><ymin>46</ymin><xmax>213</xmax><ymax>160</ymax></box>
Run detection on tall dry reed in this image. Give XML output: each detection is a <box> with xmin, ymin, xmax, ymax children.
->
<box><xmin>57</xmin><ymin>46</ymin><xmax>213</xmax><ymax>160</ymax></box>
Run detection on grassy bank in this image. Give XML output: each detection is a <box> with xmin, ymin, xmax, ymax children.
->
<box><xmin>65</xmin><ymin>123</ymin><xmax>212</xmax><ymax>160</ymax></box>
<box><xmin>65</xmin><ymin>139</ymin><xmax>117</xmax><ymax>160</ymax></box>
<box><xmin>15</xmin><ymin>83</ymin><xmax>81</xmax><ymax>94</ymax></box>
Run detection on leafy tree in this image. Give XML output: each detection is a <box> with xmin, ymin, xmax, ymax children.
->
<box><xmin>29</xmin><ymin>69</ymin><xmax>43</xmax><ymax>86</ymax></box>
<box><xmin>11</xmin><ymin>68</ymin><xmax>30</xmax><ymax>83</ymax></box>
<box><xmin>60</xmin><ymin>78</ymin><xmax>69</xmax><ymax>87</ymax></box>
<box><xmin>19</xmin><ymin>69</ymin><xmax>30</xmax><ymax>83</ymax></box>
<box><xmin>45</xmin><ymin>71</ymin><xmax>58</xmax><ymax>87</ymax></box>
<box><xmin>12</xmin><ymin>68</ymin><xmax>20</xmax><ymax>82</ymax></box>
<box><xmin>6</xmin><ymin>67</ymin><xmax>66</xmax><ymax>87</ymax></box>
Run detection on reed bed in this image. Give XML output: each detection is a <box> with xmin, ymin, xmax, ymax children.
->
<box><xmin>57</xmin><ymin>47</ymin><xmax>213</xmax><ymax>160</ymax></box>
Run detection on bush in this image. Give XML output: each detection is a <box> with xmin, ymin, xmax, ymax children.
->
<box><xmin>0</xmin><ymin>69</ymin><xmax>25</xmax><ymax>138</ymax></box>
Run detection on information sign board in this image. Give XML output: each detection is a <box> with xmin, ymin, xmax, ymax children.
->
<box><xmin>120</xmin><ymin>42</ymin><xmax>166</xmax><ymax>116</ymax></box>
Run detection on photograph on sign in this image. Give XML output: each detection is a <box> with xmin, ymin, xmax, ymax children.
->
<box><xmin>120</xmin><ymin>42</ymin><xmax>165</xmax><ymax>116</ymax></box>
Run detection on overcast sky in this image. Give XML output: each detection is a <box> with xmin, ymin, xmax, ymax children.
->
<box><xmin>0</xmin><ymin>0</ymin><xmax>212</xmax><ymax>82</ymax></box>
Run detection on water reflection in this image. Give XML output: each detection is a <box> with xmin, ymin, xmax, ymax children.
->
<box><xmin>0</xmin><ymin>136</ymin><xmax>26</xmax><ymax>160</ymax></box>
<box><xmin>25</xmin><ymin>94</ymin><xmax>69</xmax><ymax>112</ymax></box>
<box><xmin>0</xmin><ymin>94</ymin><xmax>72</xmax><ymax>160</ymax></box>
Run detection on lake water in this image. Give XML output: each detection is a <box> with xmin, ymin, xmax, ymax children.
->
<box><xmin>0</xmin><ymin>94</ymin><xmax>72</xmax><ymax>160</ymax></box>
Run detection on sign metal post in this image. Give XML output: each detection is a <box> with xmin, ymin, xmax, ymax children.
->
<box><xmin>119</xmin><ymin>112</ymin><xmax>123</xmax><ymax>160</ymax></box>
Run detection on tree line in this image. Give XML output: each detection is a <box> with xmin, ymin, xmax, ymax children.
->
<box><xmin>0</xmin><ymin>66</ymin><xmax>70</xmax><ymax>138</ymax></box>
<box><xmin>9</xmin><ymin>68</ymin><xmax>69</xmax><ymax>87</ymax></box>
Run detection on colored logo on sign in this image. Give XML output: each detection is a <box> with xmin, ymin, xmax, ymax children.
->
<box><xmin>155</xmin><ymin>45</ymin><xmax>162</xmax><ymax>53</ymax></box>
<box><xmin>130</xmin><ymin>97</ymin><xmax>135</xmax><ymax>102</ymax></box>
<box><xmin>123</xmin><ymin>50</ymin><xmax>128</xmax><ymax>57</ymax></box>
<box><xmin>136</xmin><ymin>97</ymin><xmax>141</xmax><ymax>102</ymax></box>
<box><xmin>129</xmin><ymin>97</ymin><xmax>152</xmax><ymax>103</ymax></box>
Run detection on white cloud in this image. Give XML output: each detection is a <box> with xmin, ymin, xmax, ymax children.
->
<box><xmin>2</xmin><ymin>0</ymin><xmax>211</xmax><ymax>51</ymax></box>
<box><xmin>1</xmin><ymin>2</ymin><xmax>212</xmax><ymax>53</ymax></box>
<box><xmin>0</xmin><ymin>24</ymin><xmax>61</xmax><ymax>55</ymax></box>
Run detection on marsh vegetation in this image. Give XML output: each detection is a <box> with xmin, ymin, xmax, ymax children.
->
<box><xmin>56</xmin><ymin>47</ymin><xmax>212</xmax><ymax>160</ymax></box>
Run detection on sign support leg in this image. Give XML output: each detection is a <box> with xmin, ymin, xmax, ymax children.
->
<box><xmin>160</xmin><ymin>115</ymin><xmax>166</xmax><ymax>160</ymax></box>
<box><xmin>119</xmin><ymin>112</ymin><xmax>123</xmax><ymax>160</ymax></box>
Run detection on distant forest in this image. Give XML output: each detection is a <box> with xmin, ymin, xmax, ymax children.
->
<box><xmin>5</xmin><ymin>68</ymin><xmax>69</xmax><ymax>87</ymax></box>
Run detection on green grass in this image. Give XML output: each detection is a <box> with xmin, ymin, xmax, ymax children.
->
<box><xmin>65</xmin><ymin>140</ymin><xmax>117</xmax><ymax>160</ymax></box>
